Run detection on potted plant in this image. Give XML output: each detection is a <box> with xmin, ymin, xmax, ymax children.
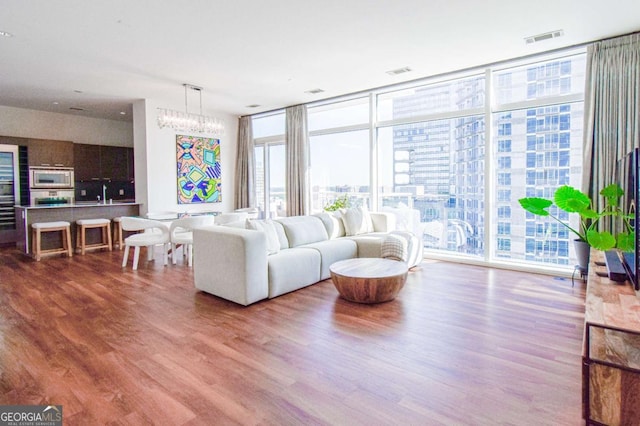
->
<box><xmin>324</xmin><ymin>195</ymin><xmax>350</xmax><ymax>212</ymax></box>
<box><xmin>518</xmin><ymin>184</ymin><xmax>634</xmax><ymax>269</ymax></box>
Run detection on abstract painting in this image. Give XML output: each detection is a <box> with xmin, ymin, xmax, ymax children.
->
<box><xmin>176</xmin><ymin>134</ymin><xmax>221</xmax><ymax>204</ymax></box>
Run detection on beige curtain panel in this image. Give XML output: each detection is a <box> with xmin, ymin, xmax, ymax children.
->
<box><xmin>583</xmin><ymin>32</ymin><xmax>640</xmax><ymax>226</ymax></box>
<box><xmin>285</xmin><ymin>105</ymin><xmax>309</xmax><ymax>217</ymax></box>
<box><xmin>234</xmin><ymin>115</ymin><xmax>255</xmax><ymax>210</ymax></box>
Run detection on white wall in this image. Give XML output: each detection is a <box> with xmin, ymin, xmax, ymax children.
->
<box><xmin>133</xmin><ymin>99</ymin><xmax>237</xmax><ymax>216</ymax></box>
<box><xmin>0</xmin><ymin>105</ymin><xmax>133</xmax><ymax>146</ymax></box>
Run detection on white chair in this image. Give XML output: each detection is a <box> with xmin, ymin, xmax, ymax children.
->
<box><xmin>145</xmin><ymin>211</ymin><xmax>178</xmax><ymax>221</ymax></box>
<box><xmin>120</xmin><ymin>217</ymin><xmax>170</xmax><ymax>270</ymax></box>
<box><xmin>170</xmin><ymin>216</ymin><xmax>216</xmax><ymax>266</ymax></box>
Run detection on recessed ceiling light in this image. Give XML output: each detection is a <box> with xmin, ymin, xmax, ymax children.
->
<box><xmin>119</xmin><ymin>111</ymin><xmax>126</xmax><ymax>115</ymax></box>
<box><xmin>246</xmin><ymin>104</ymin><xmax>261</xmax><ymax>108</ymax></box>
<box><xmin>0</xmin><ymin>31</ymin><xmax>14</xmax><ymax>38</ymax></box>
<box><xmin>52</xmin><ymin>101</ymin><xmax>59</xmax><ymax>105</ymax></box>
<box><xmin>305</xmin><ymin>88</ymin><xmax>325</xmax><ymax>95</ymax></box>
<box><xmin>386</xmin><ymin>67</ymin><xmax>412</xmax><ymax>76</ymax></box>
<box><xmin>525</xmin><ymin>30</ymin><xmax>564</xmax><ymax>44</ymax></box>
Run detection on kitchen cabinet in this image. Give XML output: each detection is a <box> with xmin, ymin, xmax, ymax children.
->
<box><xmin>28</xmin><ymin>139</ymin><xmax>74</xmax><ymax>167</ymax></box>
<box><xmin>73</xmin><ymin>143</ymin><xmax>100</xmax><ymax>181</ymax></box>
<box><xmin>100</xmin><ymin>145</ymin><xmax>130</xmax><ymax>181</ymax></box>
<box><xmin>74</xmin><ymin>144</ymin><xmax>133</xmax><ymax>182</ymax></box>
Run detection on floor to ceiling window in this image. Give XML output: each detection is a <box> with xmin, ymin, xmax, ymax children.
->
<box><xmin>253</xmin><ymin>112</ymin><xmax>286</xmax><ymax>217</ymax></box>
<box><xmin>377</xmin><ymin>75</ymin><xmax>486</xmax><ymax>257</ymax></box>
<box><xmin>307</xmin><ymin>98</ymin><xmax>370</xmax><ymax>211</ymax></box>
<box><xmin>250</xmin><ymin>48</ymin><xmax>586</xmax><ymax>272</ymax></box>
<box><xmin>492</xmin><ymin>54</ymin><xmax>585</xmax><ymax>266</ymax></box>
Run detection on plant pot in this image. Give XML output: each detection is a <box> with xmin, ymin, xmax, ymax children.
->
<box><xmin>574</xmin><ymin>239</ymin><xmax>591</xmax><ymax>272</ymax></box>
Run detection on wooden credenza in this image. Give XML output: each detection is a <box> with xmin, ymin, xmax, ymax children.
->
<box><xmin>583</xmin><ymin>251</ymin><xmax>640</xmax><ymax>425</ymax></box>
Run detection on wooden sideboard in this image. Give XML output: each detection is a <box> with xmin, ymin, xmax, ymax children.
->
<box><xmin>583</xmin><ymin>251</ymin><xmax>640</xmax><ymax>425</ymax></box>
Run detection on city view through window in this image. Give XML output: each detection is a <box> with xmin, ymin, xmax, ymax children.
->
<box><xmin>253</xmin><ymin>51</ymin><xmax>586</xmax><ymax>270</ymax></box>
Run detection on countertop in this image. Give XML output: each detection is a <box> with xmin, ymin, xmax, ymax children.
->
<box><xmin>16</xmin><ymin>201</ymin><xmax>139</xmax><ymax>210</ymax></box>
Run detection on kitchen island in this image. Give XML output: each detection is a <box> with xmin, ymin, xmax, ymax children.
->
<box><xmin>15</xmin><ymin>202</ymin><xmax>140</xmax><ymax>255</ymax></box>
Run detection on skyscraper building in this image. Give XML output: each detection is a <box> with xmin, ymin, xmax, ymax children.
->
<box><xmin>391</xmin><ymin>56</ymin><xmax>584</xmax><ymax>265</ymax></box>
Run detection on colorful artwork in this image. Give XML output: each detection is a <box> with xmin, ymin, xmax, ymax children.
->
<box><xmin>176</xmin><ymin>135</ymin><xmax>222</xmax><ymax>204</ymax></box>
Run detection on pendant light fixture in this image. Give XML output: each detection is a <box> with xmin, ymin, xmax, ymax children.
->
<box><xmin>157</xmin><ymin>84</ymin><xmax>225</xmax><ymax>136</ymax></box>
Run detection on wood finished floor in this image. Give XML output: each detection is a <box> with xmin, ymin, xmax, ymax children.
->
<box><xmin>0</xmin><ymin>247</ymin><xmax>587</xmax><ymax>425</ymax></box>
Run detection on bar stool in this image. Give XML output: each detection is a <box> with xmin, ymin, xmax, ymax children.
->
<box><xmin>76</xmin><ymin>218</ymin><xmax>113</xmax><ymax>255</ymax></box>
<box><xmin>112</xmin><ymin>217</ymin><xmax>123</xmax><ymax>250</ymax></box>
<box><xmin>31</xmin><ymin>221</ymin><xmax>73</xmax><ymax>261</ymax></box>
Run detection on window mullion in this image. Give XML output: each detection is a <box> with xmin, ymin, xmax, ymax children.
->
<box><xmin>485</xmin><ymin>68</ymin><xmax>495</xmax><ymax>263</ymax></box>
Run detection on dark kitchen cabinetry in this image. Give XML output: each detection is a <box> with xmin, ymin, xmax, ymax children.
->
<box><xmin>28</xmin><ymin>139</ymin><xmax>74</xmax><ymax>167</ymax></box>
<box><xmin>74</xmin><ymin>144</ymin><xmax>133</xmax><ymax>182</ymax></box>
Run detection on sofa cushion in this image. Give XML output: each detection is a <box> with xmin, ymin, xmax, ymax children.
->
<box><xmin>275</xmin><ymin>216</ymin><xmax>329</xmax><ymax>247</ymax></box>
<box><xmin>246</xmin><ymin>219</ymin><xmax>280</xmax><ymax>255</ymax></box>
<box><xmin>267</xmin><ymin>248</ymin><xmax>321</xmax><ymax>298</ymax></box>
<box><xmin>302</xmin><ymin>239</ymin><xmax>357</xmax><ymax>280</ymax></box>
<box><xmin>313</xmin><ymin>212</ymin><xmax>345</xmax><ymax>239</ymax></box>
<box><xmin>341</xmin><ymin>206</ymin><xmax>374</xmax><ymax>236</ymax></box>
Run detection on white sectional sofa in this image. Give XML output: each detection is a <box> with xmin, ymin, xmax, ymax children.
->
<box><xmin>192</xmin><ymin>211</ymin><xmax>396</xmax><ymax>305</ymax></box>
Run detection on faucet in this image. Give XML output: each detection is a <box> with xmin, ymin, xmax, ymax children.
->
<box><xmin>102</xmin><ymin>184</ymin><xmax>107</xmax><ymax>204</ymax></box>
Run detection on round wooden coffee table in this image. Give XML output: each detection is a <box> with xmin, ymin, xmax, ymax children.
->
<box><xmin>329</xmin><ymin>258</ymin><xmax>408</xmax><ymax>304</ymax></box>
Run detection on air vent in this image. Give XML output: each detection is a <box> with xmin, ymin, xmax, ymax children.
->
<box><xmin>69</xmin><ymin>107</ymin><xmax>85</xmax><ymax>111</ymax></box>
<box><xmin>386</xmin><ymin>67</ymin><xmax>412</xmax><ymax>76</ymax></box>
<box><xmin>246</xmin><ymin>104</ymin><xmax>261</xmax><ymax>108</ymax></box>
<box><xmin>304</xmin><ymin>88</ymin><xmax>325</xmax><ymax>95</ymax></box>
<box><xmin>525</xmin><ymin>30</ymin><xmax>564</xmax><ymax>44</ymax></box>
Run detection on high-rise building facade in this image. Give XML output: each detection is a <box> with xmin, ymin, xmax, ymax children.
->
<box><xmin>391</xmin><ymin>55</ymin><xmax>585</xmax><ymax>265</ymax></box>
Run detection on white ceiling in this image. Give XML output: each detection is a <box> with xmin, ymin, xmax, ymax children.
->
<box><xmin>1</xmin><ymin>0</ymin><xmax>639</xmax><ymax>122</ymax></box>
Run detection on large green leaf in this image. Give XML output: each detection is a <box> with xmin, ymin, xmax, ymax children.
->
<box><xmin>586</xmin><ymin>230</ymin><xmax>617</xmax><ymax>251</ymax></box>
<box><xmin>600</xmin><ymin>183</ymin><xmax>624</xmax><ymax>205</ymax></box>
<box><xmin>617</xmin><ymin>231</ymin><xmax>635</xmax><ymax>253</ymax></box>
<box><xmin>554</xmin><ymin>185</ymin><xmax>590</xmax><ymax>213</ymax></box>
<box><xmin>579</xmin><ymin>208</ymin><xmax>600</xmax><ymax>219</ymax></box>
<box><xmin>518</xmin><ymin>198</ymin><xmax>552</xmax><ymax>216</ymax></box>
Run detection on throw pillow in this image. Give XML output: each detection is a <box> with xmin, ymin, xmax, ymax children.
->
<box><xmin>381</xmin><ymin>233</ymin><xmax>408</xmax><ymax>262</ymax></box>
<box><xmin>313</xmin><ymin>212</ymin><xmax>344</xmax><ymax>239</ymax></box>
<box><xmin>246</xmin><ymin>219</ymin><xmax>280</xmax><ymax>255</ymax></box>
<box><xmin>341</xmin><ymin>206</ymin><xmax>374</xmax><ymax>236</ymax></box>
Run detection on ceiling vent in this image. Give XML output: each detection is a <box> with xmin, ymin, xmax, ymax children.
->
<box><xmin>386</xmin><ymin>67</ymin><xmax>412</xmax><ymax>76</ymax></box>
<box><xmin>69</xmin><ymin>107</ymin><xmax>85</xmax><ymax>111</ymax></box>
<box><xmin>305</xmin><ymin>88</ymin><xmax>325</xmax><ymax>95</ymax></box>
<box><xmin>245</xmin><ymin>104</ymin><xmax>261</xmax><ymax>108</ymax></box>
<box><xmin>525</xmin><ymin>30</ymin><xmax>564</xmax><ymax>44</ymax></box>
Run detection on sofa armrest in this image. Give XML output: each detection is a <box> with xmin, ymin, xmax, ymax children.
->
<box><xmin>370</xmin><ymin>212</ymin><xmax>396</xmax><ymax>233</ymax></box>
<box><xmin>193</xmin><ymin>226</ymin><xmax>269</xmax><ymax>305</ymax></box>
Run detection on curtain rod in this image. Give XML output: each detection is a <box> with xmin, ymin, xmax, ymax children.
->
<box><xmin>242</xmin><ymin>29</ymin><xmax>640</xmax><ymax>119</ymax></box>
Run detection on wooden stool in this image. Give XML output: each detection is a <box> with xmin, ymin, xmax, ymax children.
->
<box><xmin>31</xmin><ymin>221</ymin><xmax>73</xmax><ymax>261</ymax></box>
<box><xmin>76</xmin><ymin>218</ymin><xmax>112</xmax><ymax>255</ymax></box>
<box><xmin>112</xmin><ymin>217</ymin><xmax>123</xmax><ymax>250</ymax></box>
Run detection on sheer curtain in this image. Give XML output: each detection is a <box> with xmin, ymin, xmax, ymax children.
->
<box><xmin>234</xmin><ymin>116</ymin><xmax>255</xmax><ymax>209</ymax></box>
<box><xmin>583</xmin><ymin>33</ymin><xmax>640</xmax><ymax>219</ymax></box>
<box><xmin>285</xmin><ymin>105</ymin><xmax>309</xmax><ymax>216</ymax></box>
